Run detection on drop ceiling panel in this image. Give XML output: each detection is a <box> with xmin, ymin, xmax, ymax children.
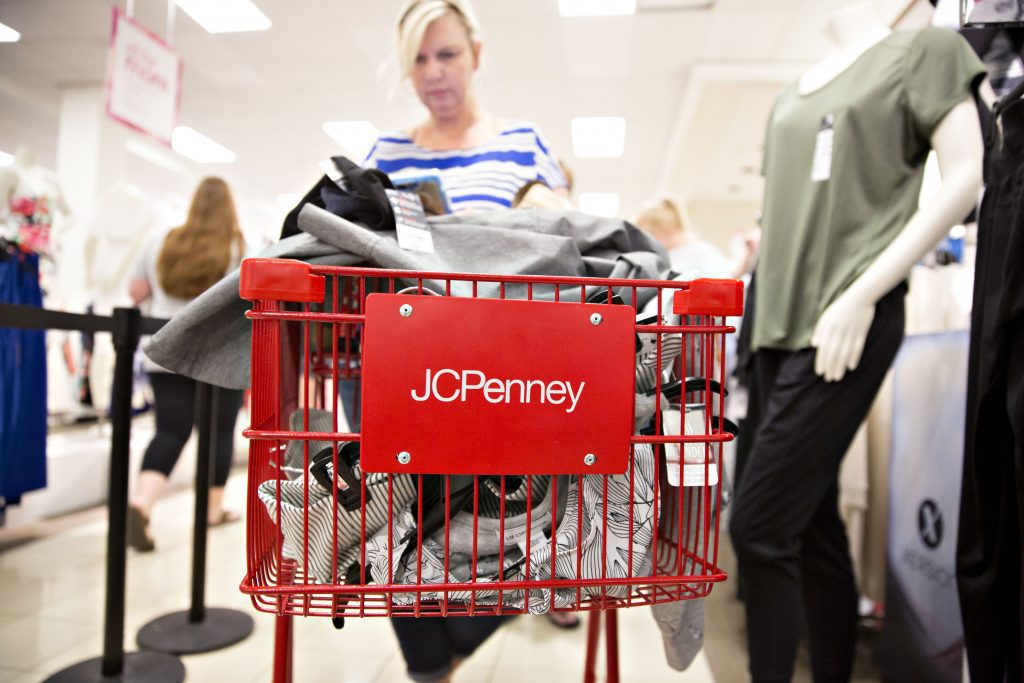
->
<box><xmin>631</xmin><ymin>11</ymin><xmax>711</xmax><ymax>75</ymax></box>
<box><xmin>700</xmin><ymin>10</ymin><xmax>792</xmax><ymax>61</ymax></box>
<box><xmin>561</xmin><ymin>17</ymin><xmax>635</xmax><ymax>79</ymax></box>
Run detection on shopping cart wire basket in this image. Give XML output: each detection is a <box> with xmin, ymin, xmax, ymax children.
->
<box><xmin>239</xmin><ymin>258</ymin><xmax>741</xmax><ymax>624</ymax></box>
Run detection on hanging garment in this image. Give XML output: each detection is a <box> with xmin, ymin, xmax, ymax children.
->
<box><xmin>956</xmin><ymin>80</ymin><xmax>1024</xmax><ymax>683</ymax></box>
<box><xmin>0</xmin><ymin>248</ymin><xmax>47</xmax><ymax>515</ymax></box>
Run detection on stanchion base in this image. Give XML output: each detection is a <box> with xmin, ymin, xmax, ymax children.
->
<box><xmin>137</xmin><ymin>607</ymin><xmax>254</xmax><ymax>655</ymax></box>
<box><xmin>43</xmin><ymin>651</ymin><xmax>185</xmax><ymax>682</ymax></box>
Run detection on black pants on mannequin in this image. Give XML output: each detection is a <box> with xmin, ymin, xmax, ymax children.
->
<box><xmin>730</xmin><ymin>284</ymin><xmax>906</xmax><ymax>683</ymax></box>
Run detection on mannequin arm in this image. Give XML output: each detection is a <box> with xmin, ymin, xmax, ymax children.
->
<box><xmin>810</xmin><ymin>96</ymin><xmax>983</xmax><ymax>382</ymax></box>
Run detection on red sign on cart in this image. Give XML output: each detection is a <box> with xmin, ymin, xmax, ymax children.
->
<box><xmin>361</xmin><ymin>294</ymin><xmax>635</xmax><ymax>475</ymax></box>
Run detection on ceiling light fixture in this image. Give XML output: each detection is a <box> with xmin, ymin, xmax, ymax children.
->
<box><xmin>636</xmin><ymin>0</ymin><xmax>711</xmax><ymax>11</ymax></box>
<box><xmin>0</xmin><ymin>22</ymin><xmax>21</xmax><ymax>42</ymax></box>
<box><xmin>571</xmin><ymin>117</ymin><xmax>626</xmax><ymax>158</ymax></box>
<box><xmin>559</xmin><ymin>0</ymin><xmax>637</xmax><ymax>17</ymax></box>
<box><xmin>171</xmin><ymin>126</ymin><xmax>237</xmax><ymax>163</ymax></box>
<box><xmin>0</xmin><ymin>150</ymin><xmax>13</xmax><ymax>166</ymax></box>
<box><xmin>174</xmin><ymin>0</ymin><xmax>271</xmax><ymax>33</ymax></box>
<box><xmin>322</xmin><ymin>120</ymin><xmax>380</xmax><ymax>162</ymax></box>
<box><xmin>579</xmin><ymin>192</ymin><xmax>621</xmax><ymax>217</ymax></box>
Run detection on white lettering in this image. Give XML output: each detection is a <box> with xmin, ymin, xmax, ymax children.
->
<box><xmin>483</xmin><ymin>378</ymin><xmax>505</xmax><ymax>403</ymax></box>
<box><xmin>432</xmin><ymin>368</ymin><xmax>460</xmax><ymax>402</ymax></box>
<box><xmin>566</xmin><ymin>381</ymin><xmax>585</xmax><ymax>414</ymax></box>
<box><xmin>460</xmin><ymin>370</ymin><xmax>486</xmax><ymax>402</ymax></box>
<box><xmin>525</xmin><ymin>379</ymin><xmax>546</xmax><ymax>405</ymax></box>
<box><xmin>546</xmin><ymin>381</ymin><xmax>566</xmax><ymax>405</ymax></box>
<box><xmin>411</xmin><ymin>368</ymin><xmax>431</xmax><ymax>401</ymax></box>
<box><xmin>506</xmin><ymin>379</ymin><xmax>525</xmax><ymax>404</ymax></box>
<box><xmin>411</xmin><ymin>369</ymin><xmax>586</xmax><ymax>413</ymax></box>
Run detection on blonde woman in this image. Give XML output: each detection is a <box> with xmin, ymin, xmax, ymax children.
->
<box><xmin>363</xmin><ymin>0</ymin><xmax>568</xmax><ymax>212</ymax></box>
<box><xmin>634</xmin><ymin>196</ymin><xmax>740</xmax><ymax>279</ymax></box>
<box><xmin>126</xmin><ymin>177</ymin><xmax>247</xmax><ymax>552</ymax></box>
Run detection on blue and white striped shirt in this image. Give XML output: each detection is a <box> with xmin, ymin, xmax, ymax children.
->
<box><xmin>364</xmin><ymin>121</ymin><xmax>568</xmax><ymax>213</ymax></box>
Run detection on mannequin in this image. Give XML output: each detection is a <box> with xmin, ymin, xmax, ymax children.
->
<box><xmin>0</xmin><ymin>145</ymin><xmax>70</xmax><ymax>256</ymax></box>
<box><xmin>729</xmin><ymin>3</ymin><xmax>987</xmax><ymax>681</ymax></box>
<box><xmin>805</xmin><ymin>2</ymin><xmax>983</xmax><ymax>382</ymax></box>
<box><xmin>0</xmin><ymin>145</ymin><xmax>66</xmax><ymax>516</ymax></box>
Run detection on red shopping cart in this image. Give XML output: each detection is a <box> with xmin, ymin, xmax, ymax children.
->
<box><xmin>239</xmin><ymin>258</ymin><xmax>742</xmax><ymax>682</ymax></box>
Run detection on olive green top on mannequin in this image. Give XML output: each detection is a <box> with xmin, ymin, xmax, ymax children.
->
<box><xmin>753</xmin><ymin>27</ymin><xmax>985</xmax><ymax>352</ymax></box>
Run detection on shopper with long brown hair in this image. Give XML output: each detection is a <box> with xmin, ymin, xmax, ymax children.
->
<box><xmin>126</xmin><ymin>177</ymin><xmax>247</xmax><ymax>552</ymax></box>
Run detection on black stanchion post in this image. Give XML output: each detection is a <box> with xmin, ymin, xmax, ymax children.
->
<box><xmin>46</xmin><ymin>307</ymin><xmax>185</xmax><ymax>682</ymax></box>
<box><xmin>102</xmin><ymin>306</ymin><xmax>137</xmax><ymax>675</ymax></box>
<box><xmin>190</xmin><ymin>383</ymin><xmax>214</xmax><ymax>624</ymax></box>
<box><xmin>136</xmin><ymin>382</ymin><xmax>253</xmax><ymax>654</ymax></box>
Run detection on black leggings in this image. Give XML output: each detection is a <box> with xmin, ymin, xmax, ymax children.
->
<box><xmin>729</xmin><ymin>284</ymin><xmax>905</xmax><ymax>683</ymax></box>
<box><xmin>141</xmin><ymin>372</ymin><xmax>245</xmax><ymax>487</ymax></box>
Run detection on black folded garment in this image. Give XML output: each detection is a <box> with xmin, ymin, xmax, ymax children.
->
<box><xmin>281</xmin><ymin>156</ymin><xmax>396</xmax><ymax>239</ymax></box>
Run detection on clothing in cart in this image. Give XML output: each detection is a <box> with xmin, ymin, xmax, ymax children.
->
<box><xmin>145</xmin><ymin>205</ymin><xmax>669</xmax><ymax>389</ymax></box>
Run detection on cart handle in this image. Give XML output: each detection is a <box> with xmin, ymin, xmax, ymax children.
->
<box><xmin>673</xmin><ymin>279</ymin><xmax>744</xmax><ymax>317</ymax></box>
<box><xmin>240</xmin><ymin>258</ymin><xmax>325</xmax><ymax>303</ymax></box>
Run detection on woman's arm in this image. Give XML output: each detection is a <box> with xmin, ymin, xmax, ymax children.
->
<box><xmin>129</xmin><ymin>276</ymin><xmax>151</xmax><ymax>306</ymax></box>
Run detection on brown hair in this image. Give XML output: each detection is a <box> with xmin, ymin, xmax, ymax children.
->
<box><xmin>157</xmin><ymin>177</ymin><xmax>244</xmax><ymax>299</ymax></box>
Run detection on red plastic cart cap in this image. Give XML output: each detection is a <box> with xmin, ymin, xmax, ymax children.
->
<box><xmin>239</xmin><ymin>258</ymin><xmax>326</xmax><ymax>303</ymax></box>
<box><xmin>673</xmin><ymin>279</ymin><xmax>744</xmax><ymax>317</ymax></box>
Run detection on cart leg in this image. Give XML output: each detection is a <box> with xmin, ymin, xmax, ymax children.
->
<box><xmin>272</xmin><ymin>615</ymin><xmax>293</xmax><ymax>683</ymax></box>
<box><xmin>584</xmin><ymin>611</ymin><xmax>600</xmax><ymax>683</ymax></box>
<box><xmin>605</xmin><ymin>609</ymin><xmax>620</xmax><ymax>683</ymax></box>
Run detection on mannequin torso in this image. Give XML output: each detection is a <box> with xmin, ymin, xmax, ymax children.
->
<box><xmin>758</xmin><ymin>3</ymin><xmax>987</xmax><ymax>381</ymax></box>
<box><xmin>799</xmin><ymin>2</ymin><xmax>891</xmax><ymax>95</ymax></box>
<box><xmin>0</xmin><ymin>145</ymin><xmax>69</xmax><ymax>255</ymax></box>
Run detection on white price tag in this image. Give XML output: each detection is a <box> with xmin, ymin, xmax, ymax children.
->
<box><xmin>502</xmin><ymin>515</ymin><xmax>549</xmax><ymax>549</ymax></box>
<box><xmin>665</xmin><ymin>408</ymin><xmax>720</xmax><ymax>488</ymax></box>
<box><xmin>811</xmin><ymin>113</ymin><xmax>835</xmax><ymax>183</ymax></box>
<box><xmin>386</xmin><ymin>189</ymin><xmax>435</xmax><ymax>253</ymax></box>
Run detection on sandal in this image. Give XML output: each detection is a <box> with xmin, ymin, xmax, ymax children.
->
<box><xmin>209</xmin><ymin>510</ymin><xmax>242</xmax><ymax>527</ymax></box>
<box><xmin>127</xmin><ymin>505</ymin><xmax>155</xmax><ymax>553</ymax></box>
<box><xmin>546</xmin><ymin>612</ymin><xmax>581</xmax><ymax>630</ymax></box>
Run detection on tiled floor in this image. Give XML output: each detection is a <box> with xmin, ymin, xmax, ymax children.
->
<box><xmin>0</xmin><ymin>428</ymin><xmax>717</xmax><ymax>682</ymax></box>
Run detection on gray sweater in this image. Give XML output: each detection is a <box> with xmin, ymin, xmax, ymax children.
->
<box><xmin>145</xmin><ymin>204</ymin><xmax>669</xmax><ymax>389</ymax></box>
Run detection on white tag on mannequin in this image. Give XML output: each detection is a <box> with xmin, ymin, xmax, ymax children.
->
<box><xmin>811</xmin><ymin>113</ymin><xmax>835</xmax><ymax>182</ymax></box>
<box><xmin>386</xmin><ymin>189</ymin><xmax>435</xmax><ymax>253</ymax></box>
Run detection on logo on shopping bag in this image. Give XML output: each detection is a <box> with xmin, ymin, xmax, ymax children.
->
<box><xmin>361</xmin><ymin>294</ymin><xmax>635</xmax><ymax>475</ymax></box>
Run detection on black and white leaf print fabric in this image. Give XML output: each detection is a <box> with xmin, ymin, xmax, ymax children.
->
<box><xmin>257</xmin><ymin>413</ymin><xmax>417</xmax><ymax>584</ymax></box>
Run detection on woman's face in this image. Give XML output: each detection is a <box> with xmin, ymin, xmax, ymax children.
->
<box><xmin>410</xmin><ymin>13</ymin><xmax>480</xmax><ymax>121</ymax></box>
